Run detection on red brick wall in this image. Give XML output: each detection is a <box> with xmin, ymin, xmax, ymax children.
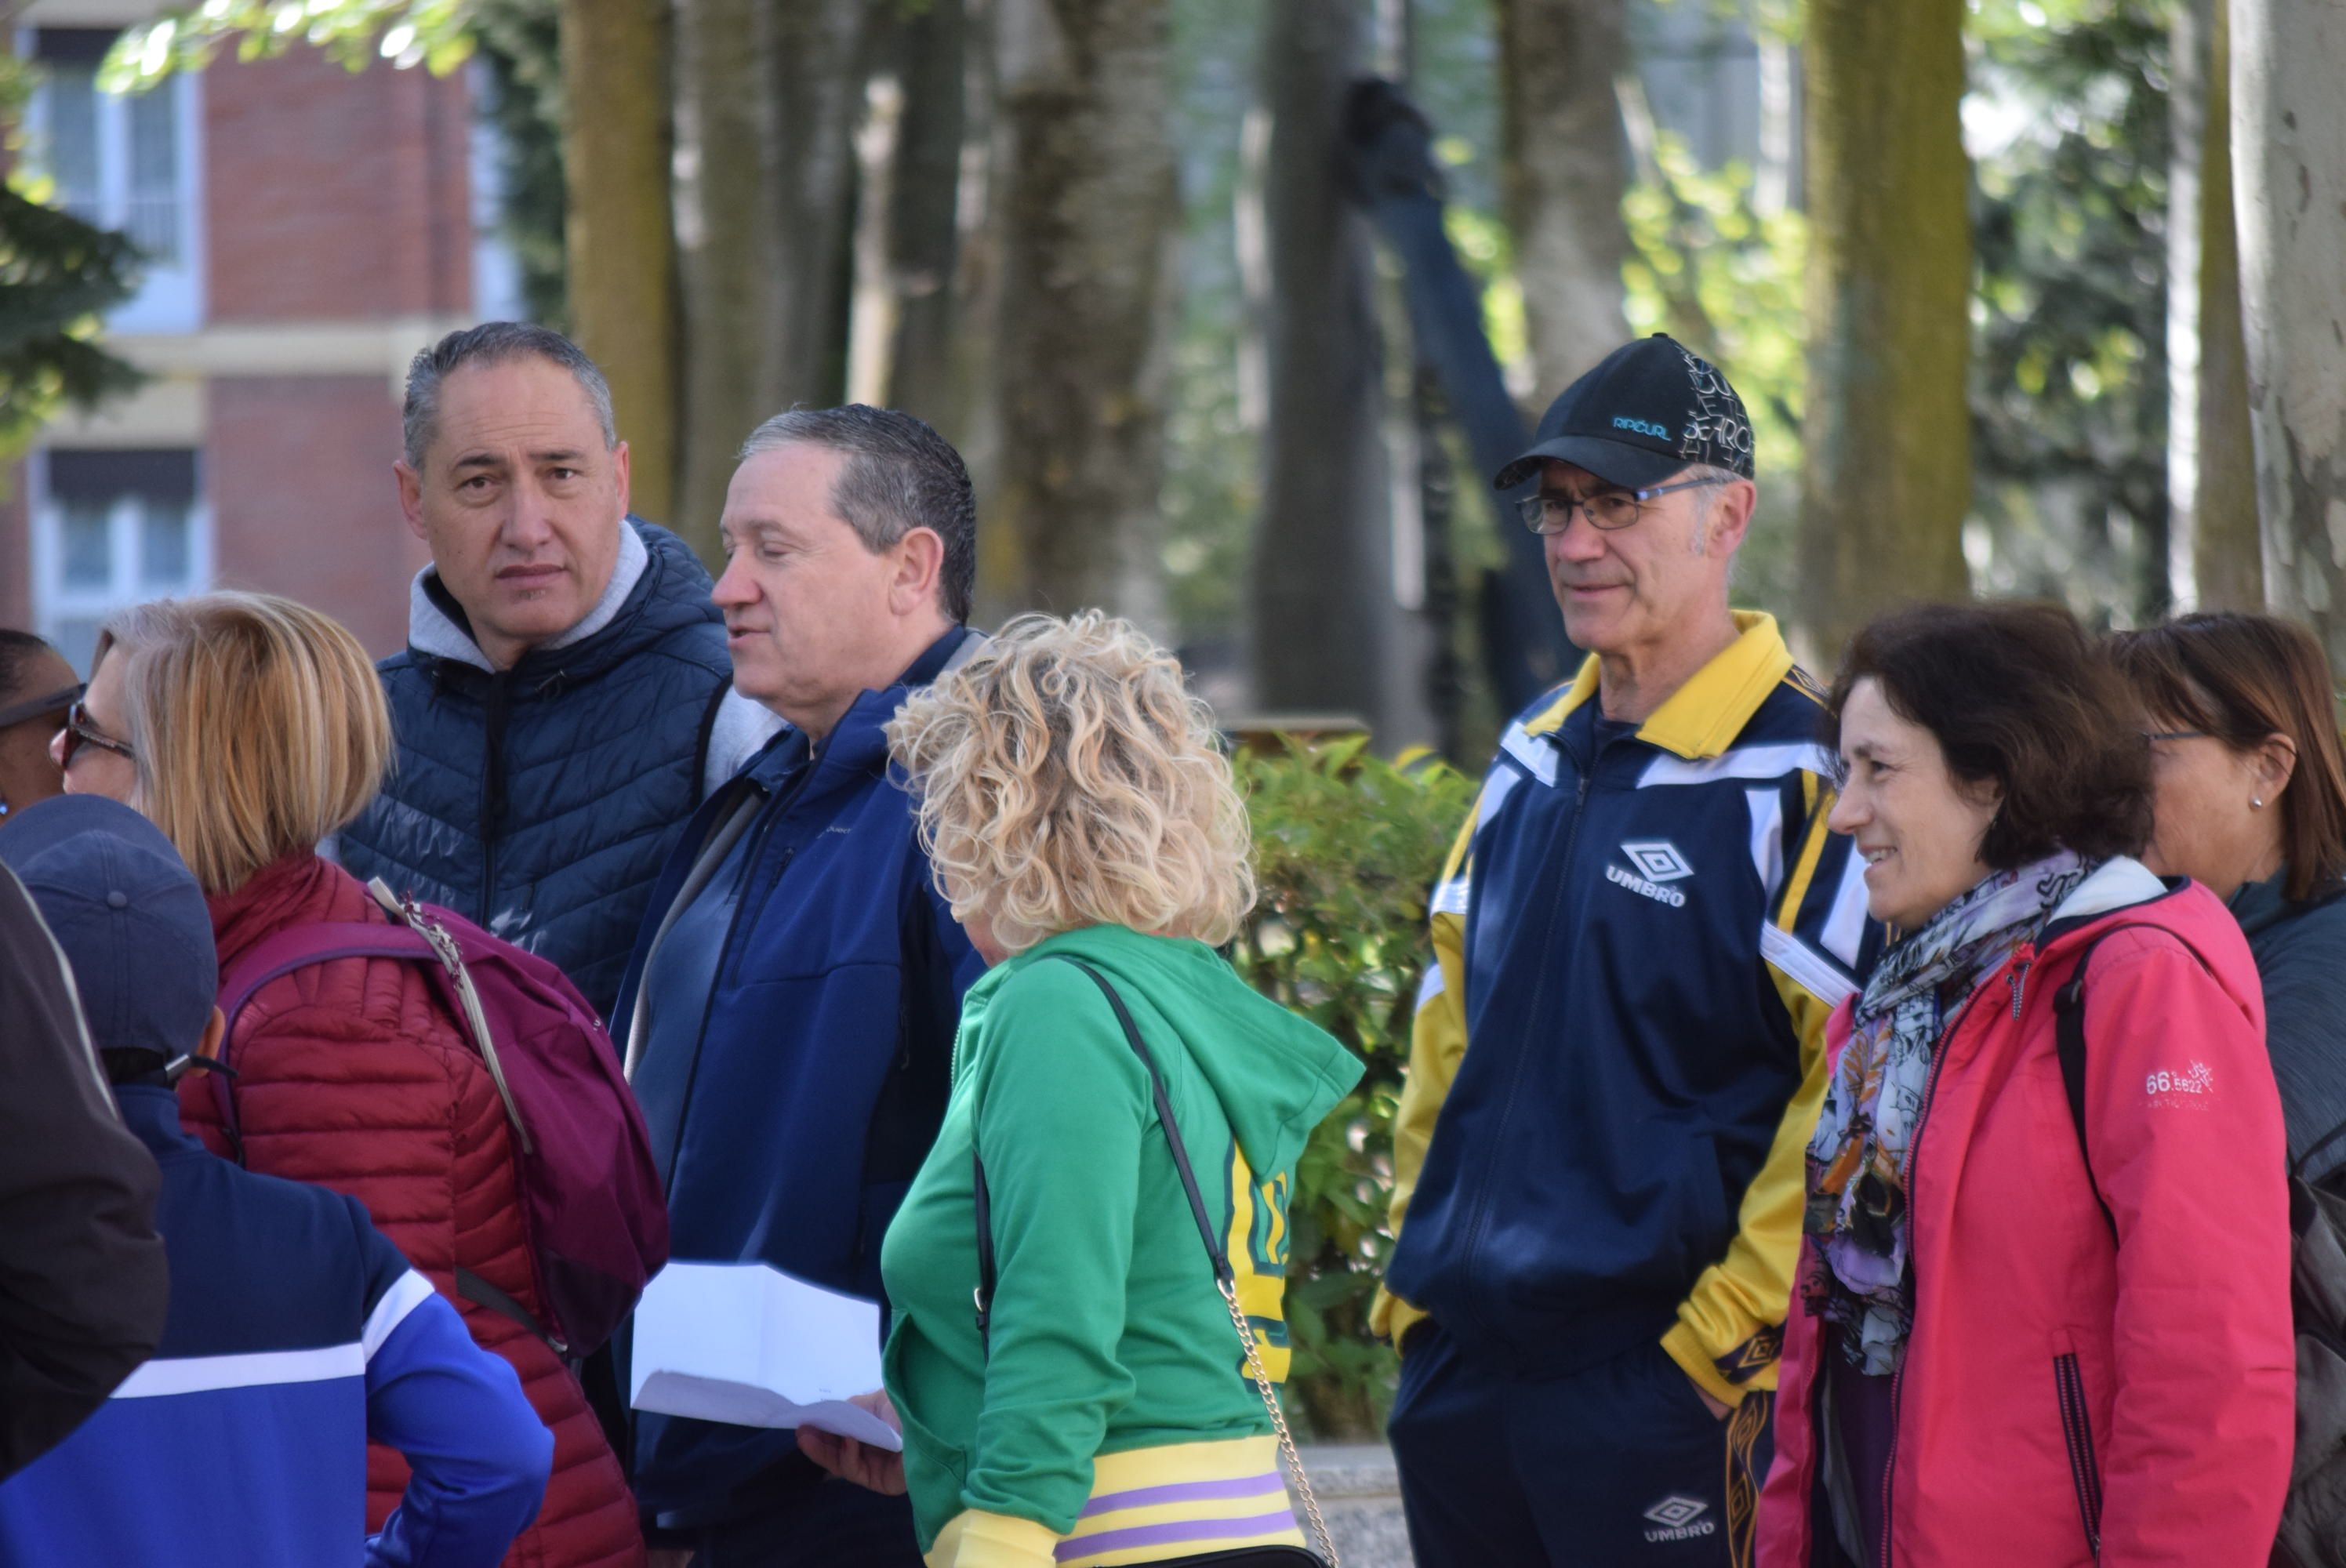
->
<box><xmin>205</xmin><ymin>48</ymin><xmax>472</xmax><ymax>323</ymax></box>
<box><xmin>206</xmin><ymin>376</ymin><xmax>430</xmax><ymax>657</ymax></box>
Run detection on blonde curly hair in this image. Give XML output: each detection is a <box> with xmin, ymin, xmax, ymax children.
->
<box><xmin>887</xmin><ymin>612</ymin><xmax>1255</xmax><ymax>955</ymax></box>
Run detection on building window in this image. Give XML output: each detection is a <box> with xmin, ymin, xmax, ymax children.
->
<box><xmin>27</xmin><ymin>29</ymin><xmax>203</xmax><ymax>331</ymax></box>
<box><xmin>33</xmin><ymin>450</ymin><xmax>208</xmax><ymax>675</ymax></box>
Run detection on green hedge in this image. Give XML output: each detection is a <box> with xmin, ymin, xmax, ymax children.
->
<box><xmin>1231</xmin><ymin>737</ymin><xmax>1476</xmax><ymax>1439</ymax></box>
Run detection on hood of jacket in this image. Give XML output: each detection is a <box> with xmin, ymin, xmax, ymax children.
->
<box><xmin>967</xmin><ymin>924</ymin><xmax>1363</xmax><ymax>1182</ymax></box>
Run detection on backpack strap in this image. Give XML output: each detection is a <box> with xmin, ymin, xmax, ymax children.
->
<box><xmin>216</xmin><ymin>891</ymin><xmax>566</xmax><ymax>1355</ymax></box>
<box><xmin>456</xmin><ymin>1266</ymin><xmax>568</xmax><ymax>1358</ymax></box>
<box><xmin>2052</xmin><ymin>921</ymin><xmax>2216</xmax><ymax>1242</ymax></box>
<box><xmin>2296</xmin><ymin>1115</ymin><xmax>2346</xmax><ymax>1183</ymax></box>
<box><xmin>214</xmin><ymin>882</ymin><xmax>531</xmax><ymax>1158</ymax></box>
<box><xmin>214</xmin><ymin>918</ymin><xmax>436</xmax><ymax>1165</ymax></box>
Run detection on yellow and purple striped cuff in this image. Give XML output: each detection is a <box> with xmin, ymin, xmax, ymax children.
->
<box><xmin>929</xmin><ymin>1436</ymin><xmax>1308</xmax><ymax>1568</ymax></box>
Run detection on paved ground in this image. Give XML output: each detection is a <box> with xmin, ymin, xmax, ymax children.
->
<box><xmin>1295</xmin><ymin>1443</ymin><xmax>1413</xmax><ymax>1567</ymax></box>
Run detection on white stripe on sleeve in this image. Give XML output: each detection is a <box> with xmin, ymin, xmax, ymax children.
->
<box><xmin>113</xmin><ymin>1344</ymin><xmax>365</xmax><ymax>1399</ymax></box>
<box><xmin>1760</xmin><ymin>922</ymin><xmax>1858</xmax><ymax>1011</ymax></box>
<box><xmin>362</xmin><ymin>1270</ymin><xmax>441</xmax><ymax>1363</ymax></box>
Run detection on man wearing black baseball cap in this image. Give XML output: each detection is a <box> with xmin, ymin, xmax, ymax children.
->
<box><xmin>0</xmin><ymin>796</ymin><xmax>554</xmax><ymax>1567</ymax></box>
<box><xmin>1374</xmin><ymin>336</ymin><xmax>1881</xmax><ymax>1565</ymax></box>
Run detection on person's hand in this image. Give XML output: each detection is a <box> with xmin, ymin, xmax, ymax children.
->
<box><xmin>797</xmin><ymin>1389</ymin><xmax>907</xmax><ymax>1496</ymax></box>
<box><xmin>1689</xmin><ymin>1377</ymin><xmax>1730</xmax><ymax>1421</ymax></box>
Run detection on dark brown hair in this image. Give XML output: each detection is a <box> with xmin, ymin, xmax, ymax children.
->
<box><xmin>1822</xmin><ymin>602</ymin><xmax>2152</xmax><ymax>869</ymax></box>
<box><xmin>2110</xmin><ymin>612</ymin><xmax>2346</xmax><ymax>901</ymax></box>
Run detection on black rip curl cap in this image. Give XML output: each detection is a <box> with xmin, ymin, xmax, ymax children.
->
<box><xmin>1494</xmin><ymin>332</ymin><xmax>1757</xmax><ymax>492</ymax></box>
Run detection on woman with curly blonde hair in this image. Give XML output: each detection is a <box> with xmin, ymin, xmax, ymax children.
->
<box><xmin>799</xmin><ymin>612</ymin><xmax>1361</xmax><ymax>1568</ymax></box>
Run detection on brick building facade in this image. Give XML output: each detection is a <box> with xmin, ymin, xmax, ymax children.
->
<box><xmin>3</xmin><ymin>3</ymin><xmax>503</xmax><ymax>666</ymax></box>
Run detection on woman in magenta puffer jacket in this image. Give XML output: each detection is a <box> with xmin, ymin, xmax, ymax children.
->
<box><xmin>60</xmin><ymin>593</ymin><xmax>645</xmax><ymax>1568</ymax></box>
<box><xmin>1756</xmin><ymin>603</ymin><xmax>2292</xmax><ymax>1568</ymax></box>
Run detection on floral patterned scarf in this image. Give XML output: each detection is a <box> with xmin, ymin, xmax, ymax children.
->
<box><xmin>1801</xmin><ymin>850</ymin><xmax>2093</xmax><ymax>1374</ymax></box>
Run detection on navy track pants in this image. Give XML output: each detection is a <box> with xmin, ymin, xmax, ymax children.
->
<box><xmin>1388</xmin><ymin>1320</ymin><xmax>1774</xmax><ymax>1568</ymax></box>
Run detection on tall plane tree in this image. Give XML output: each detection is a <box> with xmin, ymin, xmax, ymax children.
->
<box><xmin>561</xmin><ymin>0</ymin><xmax>676</xmax><ymax>528</ymax></box>
<box><xmin>2230</xmin><ymin>0</ymin><xmax>2346</xmax><ymax>652</ymax></box>
<box><xmin>2170</xmin><ymin>0</ymin><xmax>2259</xmax><ymax>612</ymax></box>
<box><xmin>1251</xmin><ymin>0</ymin><xmax>1410</xmax><ymax>730</ymax></box>
<box><xmin>671</xmin><ymin>0</ymin><xmax>866</xmax><ymax>555</ymax></box>
<box><xmin>986</xmin><ymin>0</ymin><xmax>1177</xmax><ymax>629</ymax></box>
<box><xmin>1497</xmin><ymin>0</ymin><xmax>1630</xmax><ymax>397</ymax></box>
<box><xmin>1797</xmin><ymin>0</ymin><xmax>1972</xmax><ymax>655</ymax></box>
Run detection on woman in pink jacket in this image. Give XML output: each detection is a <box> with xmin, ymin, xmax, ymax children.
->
<box><xmin>1756</xmin><ymin>602</ymin><xmax>2293</xmax><ymax>1568</ymax></box>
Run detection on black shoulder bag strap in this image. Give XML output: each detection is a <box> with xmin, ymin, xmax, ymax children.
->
<box><xmin>968</xmin><ymin>954</ymin><xmax>1337</xmax><ymax>1566</ymax></box>
<box><xmin>2053</xmin><ymin>922</ymin><xmax>2216</xmax><ymax>1241</ymax></box>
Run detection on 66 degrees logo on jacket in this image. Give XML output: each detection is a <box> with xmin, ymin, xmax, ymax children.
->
<box><xmin>2146</xmin><ymin>1060</ymin><xmax>2216</xmax><ymax>1110</ymax></box>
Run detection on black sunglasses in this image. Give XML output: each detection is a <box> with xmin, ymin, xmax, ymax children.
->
<box><xmin>58</xmin><ymin>700</ymin><xmax>136</xmax><ymax>768</ymax></box>
<box><xmin>0</xmin><ymin>683</ymin><xmax>82</xmax><ymax>733</ymax></box>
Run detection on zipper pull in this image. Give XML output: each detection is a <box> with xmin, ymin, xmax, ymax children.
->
<box><xmin>2008</xmin><ymin>942</ymin><xmax>2038</xmax><ymax>1018</ymax></box>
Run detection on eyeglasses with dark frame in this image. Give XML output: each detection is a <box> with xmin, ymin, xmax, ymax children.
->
<box><xmin>58</xmin><ymin>700</ymin><xmax>136</xmax><ymax>769</ymax></box>
<box><xmin>1516</xmin><ymin>474</ymin><xmax>1732</xmax><ymax>535</ymax></box>
<box><xmin>2143</xmin><ymin>729</ymin><xmax>2209</xmax><ymax>745</ymax></box>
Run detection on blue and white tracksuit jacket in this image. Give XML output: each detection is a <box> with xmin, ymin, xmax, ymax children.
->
<box><xmin>0</xmin><ymin>1083</ymin><xmax>551</xmax><ymax>1567</ymax></box>
<box><xmin>1376</xmin><ymin>612</ymin><xmax>1883</xmax><ymax>1404</ymax></box>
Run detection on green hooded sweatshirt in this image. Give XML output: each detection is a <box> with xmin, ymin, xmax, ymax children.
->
<box><xmin>880</xmin><ymin>924</ymin><xmax>1361</xmax><ymax>1568</ymax></box>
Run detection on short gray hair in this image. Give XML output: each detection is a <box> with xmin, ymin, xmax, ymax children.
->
<box><xmin>739</xmin><ymin>405</ymin><xmax>977</xmax><ymax>623</ymax></box>
<box><xmin>403</xmin><ymin>322</ymin><xmax>616</xmax><ymax>470</ymax></box>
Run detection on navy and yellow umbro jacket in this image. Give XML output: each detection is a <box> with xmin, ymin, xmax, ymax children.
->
<box><xmin>1374</xmin><ymin>612</ymin><xmax>1881</xmax><ymax>1403</ymax></box>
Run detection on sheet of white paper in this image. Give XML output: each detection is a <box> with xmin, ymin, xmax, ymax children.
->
<box><xmin>630</xmin><ymin>1262</ymin><xmax>903</xmax><ymax>1452</ymax></box>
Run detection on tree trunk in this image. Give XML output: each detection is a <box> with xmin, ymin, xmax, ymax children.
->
<box><xmin>1248</xmin><ymin>0</ymin><xmax>1422</xmax><ymax>739</ymax></box>
<box><xmin>986</xmin><ymin>0</ymin><xmax>1176</xmax><ymax>630</ymax></box>
<box><xmin>672</xmin><ymin>0</ymin><xmax>866</xmax><ymax>557</ymax></box>
<box><xmin>1796</xmin><ymin>0</ymin><xmax>1971</xmax><ymax>659</ymax></box>
<box><xmin>670</xmin><ymin>0</ymin><xmax>772</xmax><ymax>557</ymax></box>
<box><xmin>2230</xmin><ymin>0</ymin><xmax>2346</xmax><ymax>646</ymax></box>
<box><xmin>879</xmin><ymin>0</ymin><xmax>970</xmax><ymax>426</ymax></box>
<box><xmin>2170</xmin><ymin>0</ymin><xmax>2261</xmax><ymax>612</ymax></box>
<box><xmin>560</xmin><ymin>0</ymin><xmax>676</xmax><ymax>530</ymax></box>
<box><xmin>1496</xmin><ymin>0</ymin><xmax>1631</xmax><ymax>397</ymax></box>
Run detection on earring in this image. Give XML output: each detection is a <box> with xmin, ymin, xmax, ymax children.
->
<box><xmin>2253</xmin><ymin>797</ymin><xmax>2266</xmax><ymax>809</ymax></box>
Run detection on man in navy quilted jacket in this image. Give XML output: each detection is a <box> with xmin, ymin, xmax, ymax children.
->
<box><xmin>337</xmin><ymin>323</ymin><xmax>780</xmax><ymax>1021</ymax></box>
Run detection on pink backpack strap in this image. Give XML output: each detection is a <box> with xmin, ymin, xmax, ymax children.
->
<box><xmin>212</xmin><ymin>920</ymin><xmax>434</xmax><ymax>1163</ymax></box>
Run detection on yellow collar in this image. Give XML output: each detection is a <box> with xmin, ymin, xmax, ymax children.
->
<box><xmin>1523</xmin><ymin>611</ymin><xmax>1794</xmax><ymax>760</ymax></box>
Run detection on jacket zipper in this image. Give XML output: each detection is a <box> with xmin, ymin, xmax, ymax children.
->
<box><xmin>2007</xmin><ymin>942</ymin><xmax>2036</xmax><ymax>1018</ymax></box>
<box><xmin>2054</xmin><ymin>1351</ymin><xmax>2104</xmax><ymax>1557</ymax></box>
<box><xmin>1456</xmin><ymin>741</ymin><xmax>1597</xmax><ymax>1347</ymax></box>
<box><xmin>478</xmin><ymin>670</ymin><xmax>513</xmax><ymax>929</ymax></box>
<box><xmin>1876</xmin><ymin>977</ymin><xmax>1992</xmax><ymax>1566</ymax></box>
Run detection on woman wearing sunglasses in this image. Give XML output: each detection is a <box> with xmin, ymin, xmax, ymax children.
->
<box><xmin>0</xmin><ymin>630</ymin><xmax>82</xmax><ymax>820</ymax></box>
<box><xmin>57</xmin><ymin>593</ymin><xmax>646</xmax><ymax>1568</ymax></box>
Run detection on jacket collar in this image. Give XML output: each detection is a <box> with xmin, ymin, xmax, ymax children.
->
<box><xmin>409</xmin><ymin>515</ymin><xmax>649</xmax><ymax>673</ymax></box>
<box><xmin>2047</xmin><ymin>855</ymin><xmax>2169</xmax><ymax>927</ymax></box>
<box><xmin>408</xmin><ymin>519</ymin><xmax>718</xmax><ymax>691</ymax></box>
<box><xmin>207</xmin><ymin>851</ymin><xmax>345</xmax><ymax>971</ymax></box>
<box><xmin>734</xmin><ymin>624</ymin><xmax>977</xmax><ymax>793</ymax></box>
<box><xmin>2029</xmin><ymin>855</ymin><xmax>2192</xmax><ymax>956</ymax></box>
<box><xmin>1523</xmin><ymin>610</ymin><xmax>1793</xmax><ymax>759</ymax></box>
